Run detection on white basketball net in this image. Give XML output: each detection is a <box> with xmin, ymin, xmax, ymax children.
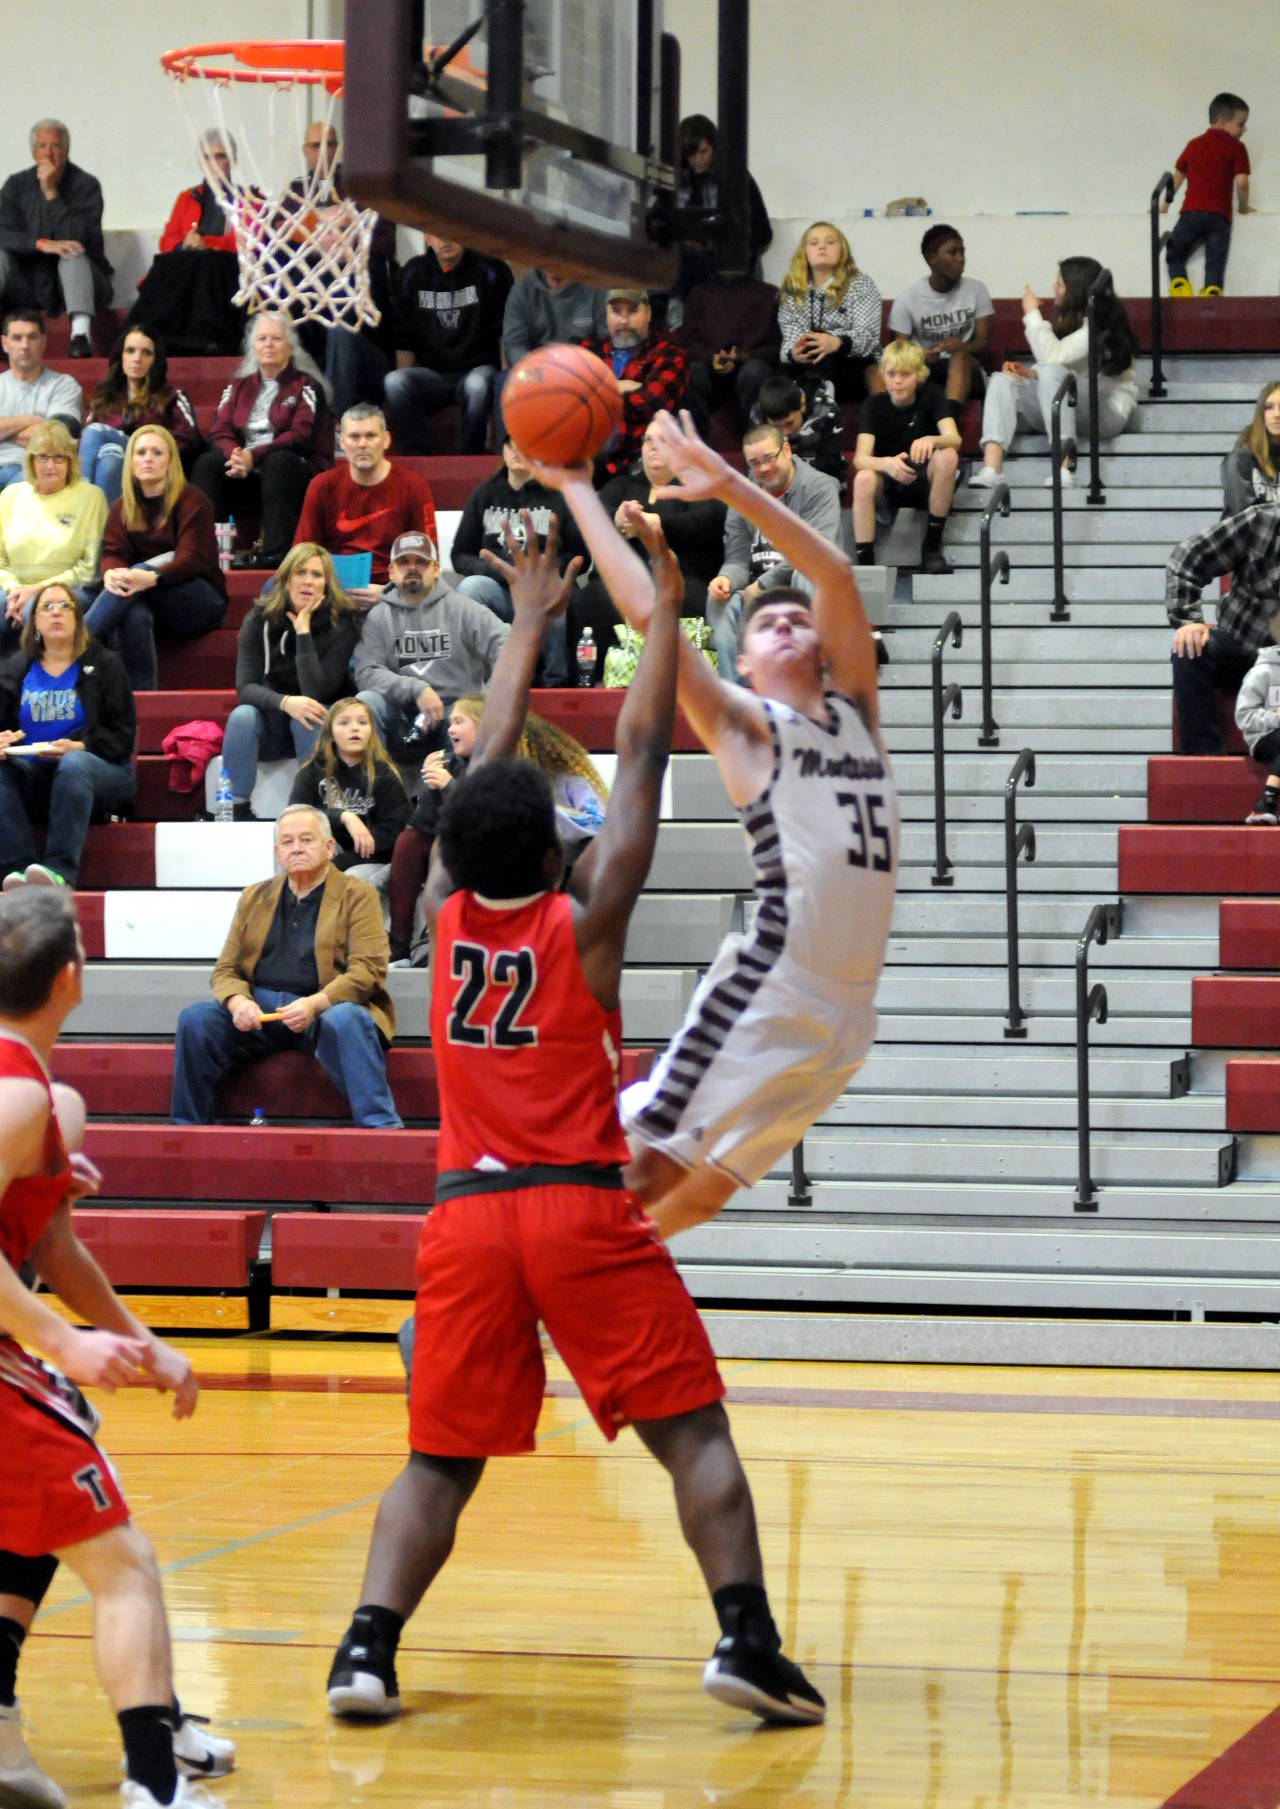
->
<box><xmin>163</xmin><ymin>44</ymin><xmax>381</xmax><ymax>332</ymax></box>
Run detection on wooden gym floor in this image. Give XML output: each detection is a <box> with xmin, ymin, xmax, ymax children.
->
<box><xmin>17</xmin><ymin>1334</ymin><xmax>1280</xmax><ymax>1807</ymax></box>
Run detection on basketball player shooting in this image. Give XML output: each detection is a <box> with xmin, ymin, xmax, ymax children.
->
<box><xmin>327</xmin><ymin>509</ymin><xmax>826</xmax><ymax>1729</ymax></box>
<box><xmin>529</xmin><ymin>408</ymin><xmax>899</xmax><ymax>1241</ymax></box>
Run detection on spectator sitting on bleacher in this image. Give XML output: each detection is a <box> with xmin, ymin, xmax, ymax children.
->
<box><xmin>677</xmin><ymin>270</ymin><xmax>780</xmax><ymax>433</ymax></box>
<box><xmin>970</xmin><ymin>259</ymin><xmax>1138</xmax><ymax>490</ymax></box>
<box><xmin>1163</xmin><ymin>92</ymin><xmax>1252</xmax><ymax>298</ymax></box>
<box><xmin>673</xmin><ymin>113</ymin><xmax>773</xmax><ymax>298</ymax></box>
<box><xmin>191</xmin><ymin>311</ymin><xmax>332</xmax><ymax>571</ymax></box>
<box><xmin>704</xmin><ymin>421</ymin><xmax>841</xmax><ymax>675</ymax></box>
<box><xmin>222</xmin><ymin>542</ymin><xmax>361</xmax><ymax>821</ymax></box>
<box><xmin>0</xmin><ymin>121</ymin><xmax>111</xmax><ymax>357</ymax></box>
<box><xmin>354</xmin><ymin>530</ymin><xmax>508</xmax><ymax>760</ymax></box>
<box><xmin>0</xmin><ymin>422</ymin><xmax>105</xmax><ymax>644</ymax></box>
<box><xmin>567</xmin><ymin>416</ymin><xmax>726</xmax><ymax>683</ymax></box>
<box><xmin>170</xmin><ymin>801</ymin><xmax>402</xmax><ymax>1128</ymax></box>
<box><xmin>580</xmin><ymin>289</ymin><xmax>688</xmax><ymax>481</ymax></box>
<box><xmin>852</xmin><ymin>339</ymin><xmax>960</xmax><ymax>576</ymax></box>
<box><xmin>79</xmin><ymin>326</ymin><xmax>202</xmax><ymax>508</ymax></box>
<box><xmin>497</xmin><ymin>264</ymin><xmax>608</xmax><ymax>437</ymax></box>
<box><xmin>754</xmin><ymin>374</ymin><xmax>845</xmax><ymax>485</ymax></box>
<box><xmin>0</xmin><ymin>308</ymin><xmax>82</xmax><ymax>494</ymax></box>
<box><xmin>1168</xmin><ymin>503</ymin><xmax>1280</xmax><ymax>754</ymax></box>
<box><xmin>384</xmin><ymin>234</ymin><xmax>512</xmax><ymax>456</ymax></box>
<box><xmin>1235</xmin><ymin>636</ymin><xmax>1280</xmax><ymax>823</ymax></box>
<box><xmin>87</xmin><ymin>426</ymin><xmax>226</xmax><ymax>692</ymax></box>
<box><xmin>887</xmin><ymin>225</ymin><xmax>993</xmax><ymax>416</ymax></box>
<box><xmin>288</xmin><ymin>696</ymin><xmax>409</xmax><ymax>881</ymax></box>
<box><xmin>1222</xmin><ymin>382</ymin><xmax>1280</xmax><ymax>516</ymax></box>
<box><xmin>293</xmin><ymin>402</ymin><xmax>437</xmax><ymax>609</ymax></box>
<box><xmin>122</xmin><ymin>130</ymin><xmax>243</xmax><ymax>356</ymax></box>
<box><xmin>0</xmin><ymin>582</ymin><xmax>135</xmax><ymax>890</ymax></box>
<box><xmin>777</xmin><ymin>222</ymin><xmax>883</xmax><ymax>407</ymax></box>
<box><xmin>449</xmin><ymin>435</ymin><xmax>585</xmax><ymax>684</ymax></box>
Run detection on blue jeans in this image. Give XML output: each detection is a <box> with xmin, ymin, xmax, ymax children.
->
<box><xmin>325</xmin><ymin>327</ymin><xmax>392</xmax><ymax>418</ymax></box>
<box><xmin>706</xmin><ymin>590</ymin><xmax>744</xmax><ymax>682</ymax></box>
<box><xmin>0</xmin><ymin>748</ymin><xmax>136</xmax><ymax>884</ymax></box>
<box><xmin>0</xmin><ymin>464</ymin><xmax>25</xmax><ymax>493</ymax></box>
<box><xmin>79</xmin><ymin>423</ymin><xmax>127</xmax><ymax>506</ymax></box>
<box><xmin>171</xmin><ymin>987</ymin><xmax>402</xmax><ymax>1127</ymax></box>
<box><xmin>84</xmin><ymin>574</ymin><xmax>227</xmax><ymax>691</ymax></box>
<box><xmin>222</xmin><ymin>702</ymin><xmax>321</xmax><ymax>802</ymax></box>
<box><xmin>455</xmin><ymin>575</ymin><xmax>569</xmax><ymax>682</ymax></box>
<box><xmin>358</xmin><ymin>687</ymin><xmax>447</xmax><ymax>761</ymax></box>
<box><xmin>384</xmin><ymin>363</ymin><xmax>496</xmax><ymax>454</ymax></box>
<box><xmin>1167</xmin><ymin>210</ymin><xmax>1232</xmax><ymax>291</ymax></box>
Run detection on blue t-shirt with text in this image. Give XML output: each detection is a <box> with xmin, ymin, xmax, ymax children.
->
<box><xmin>19</xmin><ymin>661</ymin><xmax>86</xmax><ymax>745</ymax></box>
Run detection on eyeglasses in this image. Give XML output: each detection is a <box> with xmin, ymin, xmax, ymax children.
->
<box><xmin>36</xmin><ymin>600</ymin><xmax>72</xmax><ymax>614</ymax></box>
<box><xmin>745</xmin><ymin>450</ymin><xmax>784</xmax><ymax>474</ymax></box>
<box><xmin>33</xmin><ymin>453</ymin><xmax>68</xmax><ymax>463</ymax></box>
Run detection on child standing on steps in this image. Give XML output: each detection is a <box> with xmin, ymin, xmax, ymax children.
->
<box><xmin>1162</xmin><ymin>92</ymin><xmax>1253</xmax><ymax>298</ymax></box>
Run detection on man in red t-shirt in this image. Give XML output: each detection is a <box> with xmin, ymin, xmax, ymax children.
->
<box><xmin>1163</xmin><ymin>91</ymin><xmax>1253</xmax><ymax>296</ymax></box>
<box><xmin>293</xmin><ymin>402</ymin><xmax>437</xmax><ymax>606</ymax></box>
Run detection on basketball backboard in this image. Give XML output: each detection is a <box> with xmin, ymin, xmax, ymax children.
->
<box><xmin>343</xmin><ymin>0</ymin><xmax>751</xmax><ymax>288</ymax></box>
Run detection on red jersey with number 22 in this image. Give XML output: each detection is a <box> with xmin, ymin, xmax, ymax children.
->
<box><xmin>430</xmin><ymin>889</ymin><xmax>629</xmax><ymax>1174</ymax></box>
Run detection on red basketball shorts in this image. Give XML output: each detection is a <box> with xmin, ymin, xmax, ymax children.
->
<box><xmin>408</xmin><ymin>1182</ymin><xmax>725</xmax><ymax>1457</ymax></box>
<box><xmin>0</xmin><ymin>1344</ymin><xmax>129</xmax><ymax>1556</ymax></box>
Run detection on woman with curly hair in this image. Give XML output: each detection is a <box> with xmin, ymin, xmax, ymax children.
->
<box><xmin>1223</xmin><ymin>380</ymin><xmax>1280</xmax><ymax>515</ymax></box>
<box><xmin>776</xmin><ymin>221</ymin><xmax>884</xmax><ymax>405</ymax></box>
<box><xmin>971</xmin><ymin>256</ymin><xmax>1139</xmax><ymax>488</ymax></box>
<box><xmin>288</xmin><ymin>695</ymin><xmax>409</xmax><ymax>877</ymax></box>
<box><xmin>219</xmin><ymin>541</ymin><xmax>360</xmax><ymax>819</ymax></box>
<box><xmin>79</xmin><ymin>325</ymin><xmax>201</xmax><ymax>505</ymax></box>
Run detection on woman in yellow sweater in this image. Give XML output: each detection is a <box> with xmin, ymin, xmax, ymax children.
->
<box><xmin>0</xmin><ymin>422</ymin><xmax>106</xmax><ymax>649</ymax></box>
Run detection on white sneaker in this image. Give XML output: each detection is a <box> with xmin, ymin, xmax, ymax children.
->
<box><xmin>968</xmin><ymin>465</ymin><xmax>1001</xmax><ymax>489</ymax></box>
<box><xmin>172</xmin><ymin>1712</ymin><xmax>234</xmax><ymax>1780</ymax></box>
<box><xmin>0</xmin><ymin>1701</ymin><xmax>65</xmax><ymax>1809</ymax></box>
<box><xmin>120</xmin><ymin>1777</ymin><xmax>219</xmax><ymax>1807</ymax></box>
<box><xmin>1043</xmin><ymin>467</ymin><xmax>1075</xmax><ymax>488</ymax></box>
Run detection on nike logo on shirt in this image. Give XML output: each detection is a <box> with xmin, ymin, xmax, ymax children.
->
<box><xmin>335</xmin><ymin>507</ymin><xmax>392</xmax><ymax>533</ymax></box>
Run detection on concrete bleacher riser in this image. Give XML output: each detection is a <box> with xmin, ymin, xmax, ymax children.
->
<box><xmin>52</xmin><ymin>324</ymin><xmax>1280</xmax><ymax>1362</ymax></box>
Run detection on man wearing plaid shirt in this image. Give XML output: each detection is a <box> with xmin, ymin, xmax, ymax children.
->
<box><xmin>583</xmin><ymin>289</ymin><xmax>688</xmax><ymax>481</ymax></box>
<box><xmin>1168</xmin><ymin>503</ymin><xmax>1280</xmax><ymax>753</ymax></box>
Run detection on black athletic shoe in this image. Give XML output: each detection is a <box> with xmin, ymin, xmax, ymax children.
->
<box><xmin>67</xmin><ymin>334</ymin><xmax>92</xmax><ymax>359</ymax></box>
<box><xmin>702</xmin><ymin>1632</ymin><xmax>826</xmax><ymax>1725</ymax></box>
<box><xmin>919</xmin><ymin>548</ymin><xmax>954</xmax><ymax>576</ymax></box>
<box><xmin>326</xmin><ymin>1634</ymin><xmax>401</xmax><ymax>1719</ymax></box>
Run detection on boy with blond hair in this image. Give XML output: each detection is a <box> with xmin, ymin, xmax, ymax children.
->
<box><xmin>852</xmin><ymin>338</ymin><xmax>961</xmax><ymax>575</ymax></box>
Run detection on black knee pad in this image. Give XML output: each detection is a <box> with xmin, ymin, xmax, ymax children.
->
<box><xmin>0</xmin><ymin>1550</ymin><xmax>59</xmax><ymax>1608</ymax></box>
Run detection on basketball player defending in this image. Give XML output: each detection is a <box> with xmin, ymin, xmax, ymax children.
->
<box><xmin>327</xmin><ymin>512</ymin><xmax>826</xmax><ymax>1727</ymax></box>
<box><xmin>535</xmin><ymin>409</ymin><xmax>898</xmax><ymax>1240</ymax></box>
<box><xmin>0</xmin><ymin>888</ymin><xmax>232</xmax><ymax>1809</ymax></box>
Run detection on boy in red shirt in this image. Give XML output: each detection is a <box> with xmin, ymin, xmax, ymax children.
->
<box><xmin>1163</xmin><ymin>91</ymin><xmax>1253</xmax><ymax>297</ymax></box>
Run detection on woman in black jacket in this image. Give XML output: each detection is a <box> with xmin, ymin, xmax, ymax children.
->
<box><xmin>222</xmin><ymin>542</ymin><xmax>360</xmax><ymax>819</ymax></box>
<box><xmin>0</xmin><ymin>583</ymin><xmax>136</xmax><ymax>888</ymax></box>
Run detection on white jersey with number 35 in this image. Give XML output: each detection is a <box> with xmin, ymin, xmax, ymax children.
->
<box><xmin>745</xmin><ymin>693</ymin><xmax>899</xmax><ymax>988</ymax></box>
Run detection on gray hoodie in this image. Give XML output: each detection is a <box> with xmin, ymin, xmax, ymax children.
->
<box><xmin>717</xmin><ymin>456</ymin><xmax>842</xmax><ymax>597</ymax></box>
<box><xmin>354</xmin><ymin>577</ymin><xmax>509</xmax><ymax>709</ymax></box>
<box><xmin>1235</xmin><ymin>643</ymin><xmax>1280</xmax><ymax>755</ymax></box>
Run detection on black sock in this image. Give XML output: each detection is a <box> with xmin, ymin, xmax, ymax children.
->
<box><xmin>712</xmin><ymin>1582</ymin><xmax>779</xmax><ymax>1648</ymax></box>
<box><xmin>854</xmin><ymin>541</ymin><xmax>876</xmax><ymax>567</ymax></box>
<box><xmin>118</xmin><ymin>1704</ymin><xmax>178</xmax><ymax>1805</ymax></box>
<box><xmin>348</xmin><ymin>1603</ymin><xmax>405</xmax><ymax>1655</ymax></box>
<box><xmin>0</xmin><ymin>1618</ymin><xmax>23</xmax><ymax>1706</ymax></box>
<box><xmin>924</xmin><ymin>513</ymin><xmax>947</xmax><ymax>552</ymax></box>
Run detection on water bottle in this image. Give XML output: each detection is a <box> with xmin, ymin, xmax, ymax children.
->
<box><xmin>250</xmin><ymin>1106</ymin><xmax>268</xmax><ymax>1128</ymax></box>
<box><xmin>403</xmin><ymin>712</ymin><xmax>430</xmax><ymax>747</ymax></box>
<box><xmin>214</xmin><ymin>766</ymin><xmax>234</xmax><ymax>823</ymax></box>
<box><xmin>215</xmin><ymin>518</ymin><xmax>235</xmax><ymax>574</ymax></box>
<box><xmin>575</xmin><ymin>626</ymin><xmax>597</xmax><ymax>688</ymax></box>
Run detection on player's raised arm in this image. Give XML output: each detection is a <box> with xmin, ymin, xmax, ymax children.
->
<box><xmin>648</xmin><ymin>410</ymin><xmax>879</xmax><ymax>720</ymax></box>
<box><xmin>572</xmin><ymin>511</ymin><xmax>682</xmax><ymax>1009</ymax></box>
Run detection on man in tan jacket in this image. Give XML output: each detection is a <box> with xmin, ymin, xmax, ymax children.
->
<box><xmin>169</xmin><ymin>803</ymin><xmax>401</xmax><ymax>1127</ymax></box>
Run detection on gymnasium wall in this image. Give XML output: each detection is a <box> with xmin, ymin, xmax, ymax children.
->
<box><xmin>6</xmin><ymin>1</ymin><xmax>1276</xmax><ymax>302</ymax></box>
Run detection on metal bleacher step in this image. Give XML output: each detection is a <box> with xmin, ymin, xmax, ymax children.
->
<box><xmin>947</xmin><ymin>508</ymin><xmax>1209</xmax><ymax>545</ymax></box>
<box><xmin>893</xmin><ymin>754</ymin><xmax>1149</xmax><ymax>793</ymax></box>
<box><xmin>872</xmin><ymin>1013</ymin><xmax>1188</xmax><ymax>1048</ymax></box>
<box><xmin>780</xmin><ymin>1126</ymin><xmax>1234</xmax><ymax>1187</ymax></box>
<box><xmin>943</xmin><ymin>544</ymin><xmax>1199</xmax><ymax>569</ymax></box>
<box><xmin>890</xmin><ymin>895</ymin><xmax>1212</xmax><ymax>936</ymax></box>
<box><xmin>913</xmin><ymin>568</ymin><xmax>1166</xmax><ymax>602</ymax></box>
<box><xmin>875</xmin><ymin>967</ymin><xmax>1186</xmax><ymax>1016</ymax></box>
<box><xmin>883</xmin><ymin>657</ymin><xmax>1165</xmax><ymax>690</ymax></box>
<box><xmin>855</xmin><ymin>1046</ymin><xmax>1189</xmax><ymax>1097</ymax></box>
<box><xmin>887</xmin><ymin>933</ymin><xmax>1210</xmax><ymax>968</ymax></box>
<box><xmin>885</xmin><ymin>626</ymin><xmax>1171</xmax><ymax>663</ymax></box>
<box><xmin>824</xmin><ymin>1090</ymin><xmax>1222</xmax><ymax>1134</ymax></box>
<box><xmin>954</xmin><ymin>487</ymin><xmax>1221</xmax><ymax>512</ymax></box>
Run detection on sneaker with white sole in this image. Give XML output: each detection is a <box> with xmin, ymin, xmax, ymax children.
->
<box><xmin>327</xmin><ymin>1633</ymin><xmax>400</xmax><ymax>1719</ymax></box>
<box><xmin>1246</xmin><ymin>797</ymin><xmax>1279</xmax><ymax>825</ymax></box>
<box><xmin>120</xmin><ymin>1781</ymin><xmax>218</xmax><ymax>1808</ymax></box>
<box><xmin>968</xmin><ymin>465</ymin><xmax>1001</xmax><ymax>489</ymax></box>
<box><xmin>1043</xmin><ymin>467</ymin><xmax>1075</xmax><ymax>488</ymax></box>
<box><xmin>0</xmin><ymin>1700</ymin><xmax>65</xmax><ymax>1809</ymax></box>
<box><xmin>702</xmin><ymin>1631</ymin><xmax>826</xmax><ymax>1725</ymax></box>
<box><xmin>172</xmin><ymin>1711</ymin><xmax>234</xmax><ymax>1779</ymax></box>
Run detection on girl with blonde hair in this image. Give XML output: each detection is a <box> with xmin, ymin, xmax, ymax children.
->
<box><xmin>777</xmin><ymin>220</ymin><xmax>884</xmax><ymax>404</ymax></box>
<box><xmin>1223</xmin><ymin>380</ymin><xmax>1280</xmax><ymax>515</ymax></box>
<box><xmin>288</xmin><ymin>695</ymin><xmax>410</xmax><ymax>874</ymax></box>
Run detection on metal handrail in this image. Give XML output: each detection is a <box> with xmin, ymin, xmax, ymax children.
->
<box><xmin>1074</xmin><ymin>900</ymin><xmax>1123</xmax><ymax>1210</ymax></box>
<box><xmin>1003</xmin><ymin>750</ymin><xmax>1036</xmax><ymax>1038</ymax></box>
<box><xmin>931</xmin><ymin>612</ymin><xmax>963</xmax><ymax>886</ymax></box>
<box><xmin>977</xmin><ymin>484</ymin><xmax>1011</xmax><ymax>746</ymax></box>
<box><xmin>1084</xmin><ymin>266</ymin><xmax>1110</xmax><ymax>506</ymax></box>
<box><xmin>788</xmin><ymin>1141</ymin><xmax>811</xmax><ymax>1207</ymax></box>
<box><xmin>1149</xmin><ymin>172</ymin><xmax>1176</xmax><ymax>399</ymax></box>
<box><xmin>1049</xmin><ymin>372</ymin><xmax>1077</xmax><ymax>623</ymax></box>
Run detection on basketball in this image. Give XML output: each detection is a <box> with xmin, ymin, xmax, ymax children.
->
<box><xmin>503</xmin><ymin>344</ymin><xmax>624</xmax><ymax>466</ymax></box>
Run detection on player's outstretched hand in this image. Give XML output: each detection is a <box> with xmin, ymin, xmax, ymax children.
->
<box><xmin>140</xmin><ymin>1336</ymin><xmax>199</xmax><ymax>1420</ymax></box>
<box><xmin>481</xmin><ymin>514</ymin><xmax>583</xmax><ymax>621</ymax></box>
<box><xmin>646</xmin><ymin>411</ymin><xmax>733</xmax><ymax>502</ymax></box>
<box><xmin>520</xmin><ymin>457</ymin><xmax>593</xmax><ymax>493</ymax></box>
<box><xmin>59</xmin><ymin>1329</ymin><xmax>149</xmax><ymax>1394</ymax></box>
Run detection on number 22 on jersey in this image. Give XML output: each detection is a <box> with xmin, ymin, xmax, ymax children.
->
<box><xmin>446</xmin><ymin>941</ymin><xmax>539</xmax><ymax>1048</ymax></box>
